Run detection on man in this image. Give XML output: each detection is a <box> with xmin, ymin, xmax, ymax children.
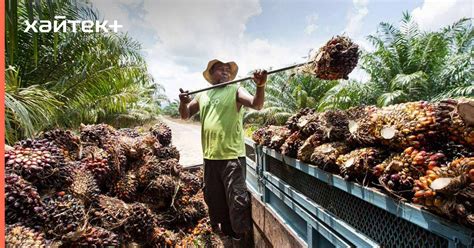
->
<box><xmin>179</xmin><ymin>59</ymin><xmax>267</xmax><ymax>247</ymax></box>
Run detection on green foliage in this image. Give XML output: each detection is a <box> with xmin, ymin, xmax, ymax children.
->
<box><xmin>5</xmin><ymin>0</ymin><xmax>166</xmax><ymax>143</ymax></box>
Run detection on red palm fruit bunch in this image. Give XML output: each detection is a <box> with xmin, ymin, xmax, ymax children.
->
<box><xmin>5</xmin><ymin>173</ymin><xmax>46</xmax><ymax>226</ymax></box>
<box><xmin>412</xmin><ymin>157</ymin><xmax>474</xmax><ymax>227</ymax></box>
<box><xmin>5</xmin><ymin>139</ymin><xmax>74</xmax><ymax>190</ymax></box>
<box><xmin>377</xmin><ymin>147</ymin><xmax>448</xmax><ymax>199</ymax></box>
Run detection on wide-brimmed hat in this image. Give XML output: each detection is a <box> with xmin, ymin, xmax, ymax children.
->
<box><xmin>202</xmin><ymin>59</ymin><xmax>238</xmax><ymax>84</ymax></box>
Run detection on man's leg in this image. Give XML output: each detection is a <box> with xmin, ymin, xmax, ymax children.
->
<box><xmin>203</xmin><ymin>159</ymin><xmax>229</xmax><ymax>233</ymax></box>
<box><xmin>221</xmin><ymin>159</ymin><xmax>253</xmax><ymax>247</ymax></box>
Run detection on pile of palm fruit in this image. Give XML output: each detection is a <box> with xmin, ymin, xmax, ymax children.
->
<box><xmin>253</xmin><ymin>99</ymin><xmax>474</xmax><ymax>228</ymax></box>
<box><xmin>5</xmin><ymin>122</ymin><xmax>219</xmax><ymax>247</ymax></box>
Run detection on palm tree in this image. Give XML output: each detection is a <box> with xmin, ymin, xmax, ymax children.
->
<box><xmin>361</xmin><ymin>13</ymin><xmax>473</xmax><ymax>106</ymax></box>
<box><xmin>243</xmin><ymin>72</ymin><xmax>338</xmax><ymax>126</ymax></box>
<box><xmin>5</xmin><ymin>0</ymin><xmax>165</xmax><ymax>143</ymax></box>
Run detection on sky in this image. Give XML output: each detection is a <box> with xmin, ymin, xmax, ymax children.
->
<box><xmin>89</xmin><ymin>0</ymin><xmax>473</xmax><ymax>101</ymax></box>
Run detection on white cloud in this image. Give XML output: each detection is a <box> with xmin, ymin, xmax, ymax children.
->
<box><xmin>305</xmin><ymin>13</ymin><xmax>319</xmax><ymax>35</ymax></box>
<box><xmin>344</xmin><ymin>0</ymin><xmax>369</xmax><ymax>37</ymax></box>
<box><xmin>411</xmin><ymin>0</ymin><xmax>473</xmax><ymax>31</ymax></box>
<box><xmin>92</xmin><ymin>0</ymin><xmax>330</xmax><ymax>100</ymax></box>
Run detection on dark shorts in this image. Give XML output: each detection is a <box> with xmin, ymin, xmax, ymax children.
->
<box><xmin>203</xmin><ymin>157</ymin><xmax>252</xmax><ymax>235</ymax></box>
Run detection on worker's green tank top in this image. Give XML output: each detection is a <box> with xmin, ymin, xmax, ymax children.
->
<box><xmin>196</xmin><ymin>84</ymin><xmax>245</xmax><ymax>160</ymax></box>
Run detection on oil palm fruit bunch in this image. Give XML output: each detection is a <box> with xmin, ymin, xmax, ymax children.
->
<box><xmin>5</xmin><ymin>139</ymin><xmax>73</xmax><ymax>190</ymax></box>
<box><xmin>156</xmin><ymin>145</ymin><xmax>181</xmax><ymax>161</ymax></box>
<box><xmin>171</xmin><ymin>196</ymin><xmax>208</xmax><ymax>229</ymax></box>
<box><xmin>79</xmin><ymin>123</ymin><xmax>118</xmax><ymax>146</ymax></box>
<box><xmin>179</xmin><ymin>170</ymin><xmax>203</xmax><ymax>196</ymax></box>
<box><xmin>413</xmin><ymin>157</ymin><xmax>474</xmax><ymax>227</ymax></box>
<box><xmin>80</xmin><ymin>146</ymin><xmax>111</xmax><ymax>184</ymax></box>
<box><xmin>297</xmin><ymin>133</ymin><xmax>326</xmax><ymax>163</ymax></box>
<box><xmin>285</xmin><ymin>108</ymin><xmax>316</xmax><ymax>132</ymax></box>
<box><xmin>436</xmin><ymin>99</ymin><xmax>474</xmax><ymax>147</ymax></box>
<box><xmin>63</xmin><ymin>226</ymin><xmax>120</xmax><ymax>247</ymax></box>
<box><xmin>117</xmin><ymin>127</ymin><xmax>140</xmax><ymax>138</ymax></box>
<box><xmin>443</xmin><ymin>141</ymin><xmax>474</xmax><ymax>161</ymax></box>
<box><xmin>41</xmin><ymin>129</ymin><xmax>81</xmax><ymax>161</ymax></box>
<box><xmin>43</xmin><ymin>194</ymin><xmax>86</xmax><ymax>239</ymax></box>
<box><xmin>150</xmin><ymin>122</ymin><xmax>172</xmax><ymax>146</ymax></box>
<box><xmin>377</xmin><ymin>147</ymin><xmax>448</xmax><ymax>199</ymax></box>
<box><xmin>251</xmin><ymin>126</ymin><xmax>267</xmax><ymax>145</ymax></box>
<box><xmin>346</xmin><ymin>106</ymin><xmax>380</xmax><ymax>146</ymax></box>
<box><xmin>89</xmin><ymin>195</ymin><xmax>130</xmax><ymax>230</ymax></box>
<box><xmin>305</xmin><ymin>36</ymin><xmax>359</xmax><ymax>80</ymax></box>
<box><xmin>376</xmin><ymin>101</ymin><xmax>440</xmax><ymax>150</ymax></box>
<box><xmin>143</xmin><ymin>175</ymin><xmax>178</xmax><ymax>207</ymax></box>
<box><xmin>281</xmin><ymin>131</ymin><xmax>307</xmax><ymax>158</ymax></box>
<box><xmin>123</xmin><ymin>203</ymin><xmax>158</xmax><ymax>242</ymax></box>
<box><xmin>158</xmin><ymin>158</ymin><xmax>182</xmax><ymax>176</ymax></box>
<box><xmin>113</xmin><ymin>170</ymin><xmax>139</xmax><ymax>202</ymax></box>
<box><xmin>151</xmin><ymin>227</ymin><xmax>180</xmax><ymax>247</ymax></box>
<box><xmin>68</xmin><ymin>168</ymin><xmax>100</xmax><ymax>204</ymax></box>
<box><xmin>310</xmin><ymin>142</ymin><xmax>351</xmax><ymax>173</ymax></box>
<box><xmin>5</xmin><ymin>173</ymin><xmax>45</xmax><ymax>226</ymax></box>
<box><xmin>318</xmin><ymin>110</ymin><xmax>350</xmax><ymax>141</ymax></box>
<box><xmin>336</xmin><ymin>147</ymin><xmax>389</xmax><ymax>185</ymax></box>
<box><xmin>6</xmin><ymin>224</ymin><xmax>49</xmax><ymax>247</ymax></box>
<box><xmin>266</xmin><ymin>126</ymin><xmax>292</xmax><ymax>150</ymax></box>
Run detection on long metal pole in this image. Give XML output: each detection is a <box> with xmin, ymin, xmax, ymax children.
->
<box><xmin>186</xmin><ymin>61</ymin><xmax>309</xmax><ymax>95</ymax></box>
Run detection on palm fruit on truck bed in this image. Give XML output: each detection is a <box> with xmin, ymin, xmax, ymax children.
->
<box><xmin>310</xmin><ymin>142</ymin><xmax>351</xmax><ymax>174</ymax></box>
<box><xmin>377</xmin><ymin>147</ymin><xmax>448</xmax><ymax>200</ymax></box>
<box><xmin>337</xmin><ymin>147</ymin><xmax>389</xmax><ymax>185</ymax></box>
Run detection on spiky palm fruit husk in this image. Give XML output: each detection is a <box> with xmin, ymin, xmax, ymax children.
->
<box><xmin>151</xmin><ymin>227</ymin><xmax>180</xmax><ymax>248</ymax></box>
<box><xmin>63</xmin><ymin>226</ymin><xmax>120</xmax><ymax>247</ymax></box>
<box><xmin>318</xmin><ymin>110</ymin><xmax>350</xmax><ymax>141</ymax></box>
<box><xmin>337</xmin><ymin>148</ymin><xmax>389</xmax><ymax>185</ymax></box>
<box><xmin>156</xmin><ymin>145</ymin><xmax>181</xmax><ymax>161</ymax></box>
<box><xmin>5</xmin><ymin>139</ymin><xmax>74</xmax><ymax>190</ymax></box>
<box><xmin>412</xmin><ymin>157</ymin><xmax>474</xmax><ymax>227</ymax></box>
<box><xmin>80</xmin><ymin>146</ymin><xmax>111</xmax><ymax>183</ymax></box>
<box><xmin>297</xmin><ymin>133</ymin><xmax>326</xmax><ymax>163</ymax></box>
<box><xmin>79</xmin><ymin>123</ymin><xmax>118</xmax><ymax>147</ymax></box>
<box><xmin>124</xmin><ymin>203</ymin><xmax>158</xmax><ymax>242</ymax></box>
<box><xmin>5</xmin><ymin>174</ymin><xmax>45</xmax><ymax>226</ymax></box>
<box><xmin>304</xmin><ymin>36</ymin><xmax>359</xmax><ymax>80</ymax></box>
<box><xmin>267</xmin><ymin>126</ymin><xmax>292</xmax><ymax>150</ymax></box>
<box><xmin>310</xmin><ymin>142</ymin><xmax>351</xmax><ymax>173</ymax></box>
<box><xmin>44</xmin><ymin>194</ymin><xmax>87</xmax><ymax>239</ymax></box>
<box><xmin>68</xmin><ymin>168</ymin><xmax>100</xmax><ymax>204</ymax></box>
<box><xmin>113</xmin><ymin>170</ymin><xmax>139</xmax><ymax>202</ymax></box>
<box><xmin>377</xmin><ymin>147</ymin><xmax>448</xmax><ymax>200</ymax></box>
<box><xmin>285</xmin><ymin>108</ymin><xmax>316</xmax><ymax>132</ymax></box>
<box><xmin>150</xmin><ymin>122</ymin><xmax>173</xmax><ymax>147</ymax></box>
<box><xmin>346</xmin><ymin>106</ymin><xmax>380</xmax><ymax>146</ymax></box>
<box><xmin>118</xmin><ymin>127</ymin><xmax>141</xmax><ymax>138</ymax></box>
<box><xmin>436</xmin><ymin>99</ymin><xmax>474</xmax><ymax>148</ymax></box>
<box><xmin>6</xmin><ymin>224</ymin><xmax>49</xmax><ymax>247</ymax></box>
<box><xmin>251</xmin><ymin>127</ymin><xmax>267</xmax><ymax>144</ymax></box>
<box><xmin>90</xmin><ymin>195</ymin><xmax>131</xmax><ymax>230</ymax></box>
<box><xmin>142</xmin><ymin>175</ymin><xmax>178</xmax><ymax>207</ymax></box>
<box><xmin>375</xmin><ymin>101</ymin><xmax>441</xmax><ymax>150</ymax></box>
<box><xmin>179</xmin><ymin>170</ymin><xmax>203</xmax><ymax>196</ymax></box>
<box><xmin>41</xmin><ymin>129</ymin><xmax>81</xmax><ymax>161</ymax></box>
<box><xmin>281</xmin><ymin>131</ymin><xmax>307</xmax><ymax>158</ymax></box>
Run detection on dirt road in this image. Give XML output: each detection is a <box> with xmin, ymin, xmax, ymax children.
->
<box><xmin>160</xmin><ymin>117</ymin><xmax>203</xmax><ymax>167</ymax></box>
